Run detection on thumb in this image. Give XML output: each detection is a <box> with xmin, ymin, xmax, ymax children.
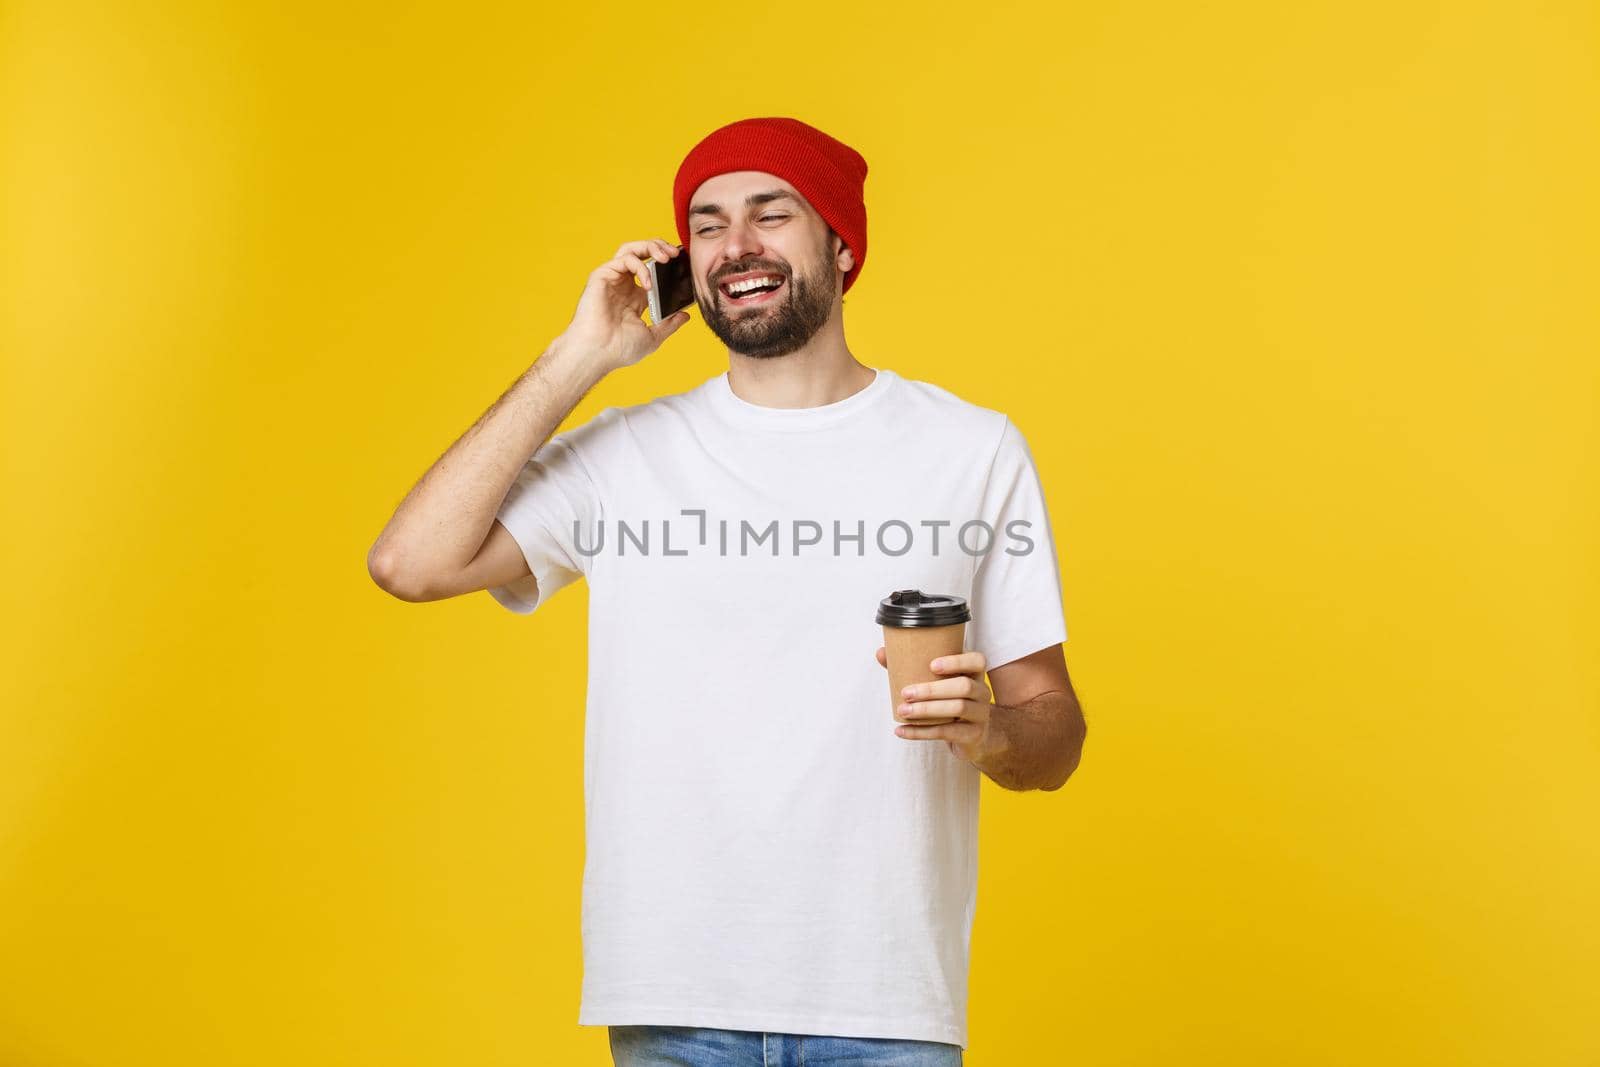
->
<box><xmin>651</xmin><ymin>308</ymin><xmax>691</xmax><ymax>341</ymax></box>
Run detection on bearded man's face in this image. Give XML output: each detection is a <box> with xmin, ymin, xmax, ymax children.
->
<box><xmin>686</xmin><ymin>170</ymin><xmax>851</xmax><ymax>358</ymax></box>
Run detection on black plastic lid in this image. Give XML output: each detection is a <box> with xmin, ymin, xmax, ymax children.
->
<box><xmin>876</xmin><ymin>589</ymin><xmax>971</xmax><ymax>628</ymax></box>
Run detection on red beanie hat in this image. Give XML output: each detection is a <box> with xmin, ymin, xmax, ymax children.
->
<box><xmin>673</xmin><ymin>116</ymin><xmax>869</xmax><ymax>295</ymax></box>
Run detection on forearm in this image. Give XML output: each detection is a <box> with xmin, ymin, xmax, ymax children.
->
<box><xmin>369</xmin><ymin>335</ymin><xmax>605</xmax><ymax>587</ymax></box>
<box><xmin>973</xmin><ymin>692</ymin><xmax>1086</xmax><ymax>792</ymax></box>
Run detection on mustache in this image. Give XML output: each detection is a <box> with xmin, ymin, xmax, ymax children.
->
<box><xmin>712</xmin><ymin>264</ymin><xmax>789</xmax><ymax>285</ymax></box>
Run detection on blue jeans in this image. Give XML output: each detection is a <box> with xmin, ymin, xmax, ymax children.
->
<box><xmin>608</xmin><ymin>1025</ymin><xmax>964</xmax><ymax>1066</ymax></box>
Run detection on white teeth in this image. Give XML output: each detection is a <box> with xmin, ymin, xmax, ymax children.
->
<box><xmin>724</xmin><ymin>275</ymin><xmax>782</xmax><ymax>295</ymax></box>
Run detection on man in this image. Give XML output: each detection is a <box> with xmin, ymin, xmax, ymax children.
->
<box><xmin>368</xmin><ymin>116</ymin><xmax>1086</xmax><ymax>1066</ymax></box>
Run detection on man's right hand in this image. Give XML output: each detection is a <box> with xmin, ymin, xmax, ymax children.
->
<box><xmin>558</xmin><ymin>238</ymin><xmax>693</xmax><ymax>373</ymax></box>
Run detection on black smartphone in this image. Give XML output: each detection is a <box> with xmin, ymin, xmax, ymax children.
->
<box><xmin>646</xmin><ymin>245</ymin><xmax>695</xmax><ymax>324</ymax></box>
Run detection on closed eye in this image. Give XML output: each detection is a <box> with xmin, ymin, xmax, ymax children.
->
<box><xmin>696</xmin><ymin>215</ymin><xmax>789</xmax><ymax>236</ymax></box>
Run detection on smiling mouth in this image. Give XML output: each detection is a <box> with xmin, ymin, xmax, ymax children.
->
<box><xmin>719</xmin><ymin>274</ymin><xmax>787</xmax><ymax>304</ymax></box>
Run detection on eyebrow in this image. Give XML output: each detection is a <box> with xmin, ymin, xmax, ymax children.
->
<box><xmin>688</xmin><ymin>190</ymin><xmax>801</xmax><ymax>219</ymax></box>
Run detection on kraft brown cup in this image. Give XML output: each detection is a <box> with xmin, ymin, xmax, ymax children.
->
<box><xmin>877</xmin><ymin>590</ymin><xmax>972</xmax><ymax>727</ymax></box>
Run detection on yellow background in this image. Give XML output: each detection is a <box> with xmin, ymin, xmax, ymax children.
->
<box><xmin>3</xmin><ymin>2</ymin><xmax>1596</xmax><ymax>1064</ymax></box>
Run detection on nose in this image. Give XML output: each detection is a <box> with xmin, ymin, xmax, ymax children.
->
<box><xmin>717</xmin><ymin>216</ymin><xmax>766</xmax><ymax>272</ymax></box>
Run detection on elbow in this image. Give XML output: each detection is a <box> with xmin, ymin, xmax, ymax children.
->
<box><xmin>368</xmin><ymin>544</ymin><xmax>429</xmax><ymax>603</ymax></box>
<box><xmin>1041</xmin><ymin>758</ymin><xmax>1080</xmax><ymax>792</ymax></box>
<box><xmin>1041</xmin><ymin>753</ymin><xmax>1082</xmax><ymax>792</ymax></box>
<box><xmin>1041</xmin><ymin>712</ymin><xmax>1087</xmax><ymax>792</ymax></box>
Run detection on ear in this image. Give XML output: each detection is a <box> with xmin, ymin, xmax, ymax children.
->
<box><xmin>835</xmin><ymin>235</ymin><xmax>855</xmax><ymax>274</ymax></box>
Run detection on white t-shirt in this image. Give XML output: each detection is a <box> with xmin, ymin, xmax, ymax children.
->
<box><xmin>488</xmin><ymin>366</ymin><xmax>1068</xmax><ymax>1049</ymax></box>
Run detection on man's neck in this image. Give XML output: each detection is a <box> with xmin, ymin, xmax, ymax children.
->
<box><xmin>725</xmin><ymin>325</ymin><xmax>874</xmax><ymax>410</ymax></box>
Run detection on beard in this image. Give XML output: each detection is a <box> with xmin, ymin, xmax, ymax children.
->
<box><xmin>696</xmin><ymin>249</ymin><xmax>837</xmax><ymax>359</ymax></box>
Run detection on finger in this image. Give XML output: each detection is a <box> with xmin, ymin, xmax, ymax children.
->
<box><xmin>651</xmin><ymin>239</ymin><xmax>677</xmax><ymax>260</ymax></box>
<box><xmin>593</xmin><ymin>256</ymin><xmax>648</xmax><ymax>290</ymax></box>
<box><xmin>896</xmin><ymin>698</ymin><xmax>970</xmax><ymax>722</ymax></box>
<box><xmin>894</xmin><ymin>721</ymin><xmax>982</xmax><ymax>742</ymax></box>
<box><xmin>648</xmin><ymin>308</ymin><xmax>691</xmax><ymax>340</ymax></box>
<box><xmin>592</xmin><ymin>259</ymin><xmax>631</xmax><ymax>284</ymax></box>
<box><xmin>930</xmin><ymin>651</ymin><xmax>987</xmax><ymax>675</ymax></box>
<box><xmin>899</xmin><ymin>677</ymin><xmax>972</xmax><ymax>702</ymax></box>
<box><xmin>620</xmin><ymin>253</ymin><xmax>650</xmax><ymax>289</ymax></box>
<box><xmin>874</xmin><ymin>646</ymin><xmax>887</xmax><ymax>668</ymax></box>
<box><xmin>613</xmin><ymin>239</ymin><xmax>673</xmax><ymax>260</ymax></box>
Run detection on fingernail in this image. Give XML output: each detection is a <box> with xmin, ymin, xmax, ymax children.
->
<box><xmin>902</xmin><ymin>686</ymin><xmax>915</xmax><ymax>698</ymax></box>
<box><xmin>931</xmin><ymin>659</ymin><xmax>944</xmax><ymax>670</ymax></box>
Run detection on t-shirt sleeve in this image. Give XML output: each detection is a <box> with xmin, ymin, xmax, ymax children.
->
<box><xmin>486</xmin><ymin>409</ymin><xmax>616</xmax><ymax>616</ymax></box>
<box><xmin>966</xmin><ymin>417</ymin><xmax>1070</xmax><ymax>669</ymax></box>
